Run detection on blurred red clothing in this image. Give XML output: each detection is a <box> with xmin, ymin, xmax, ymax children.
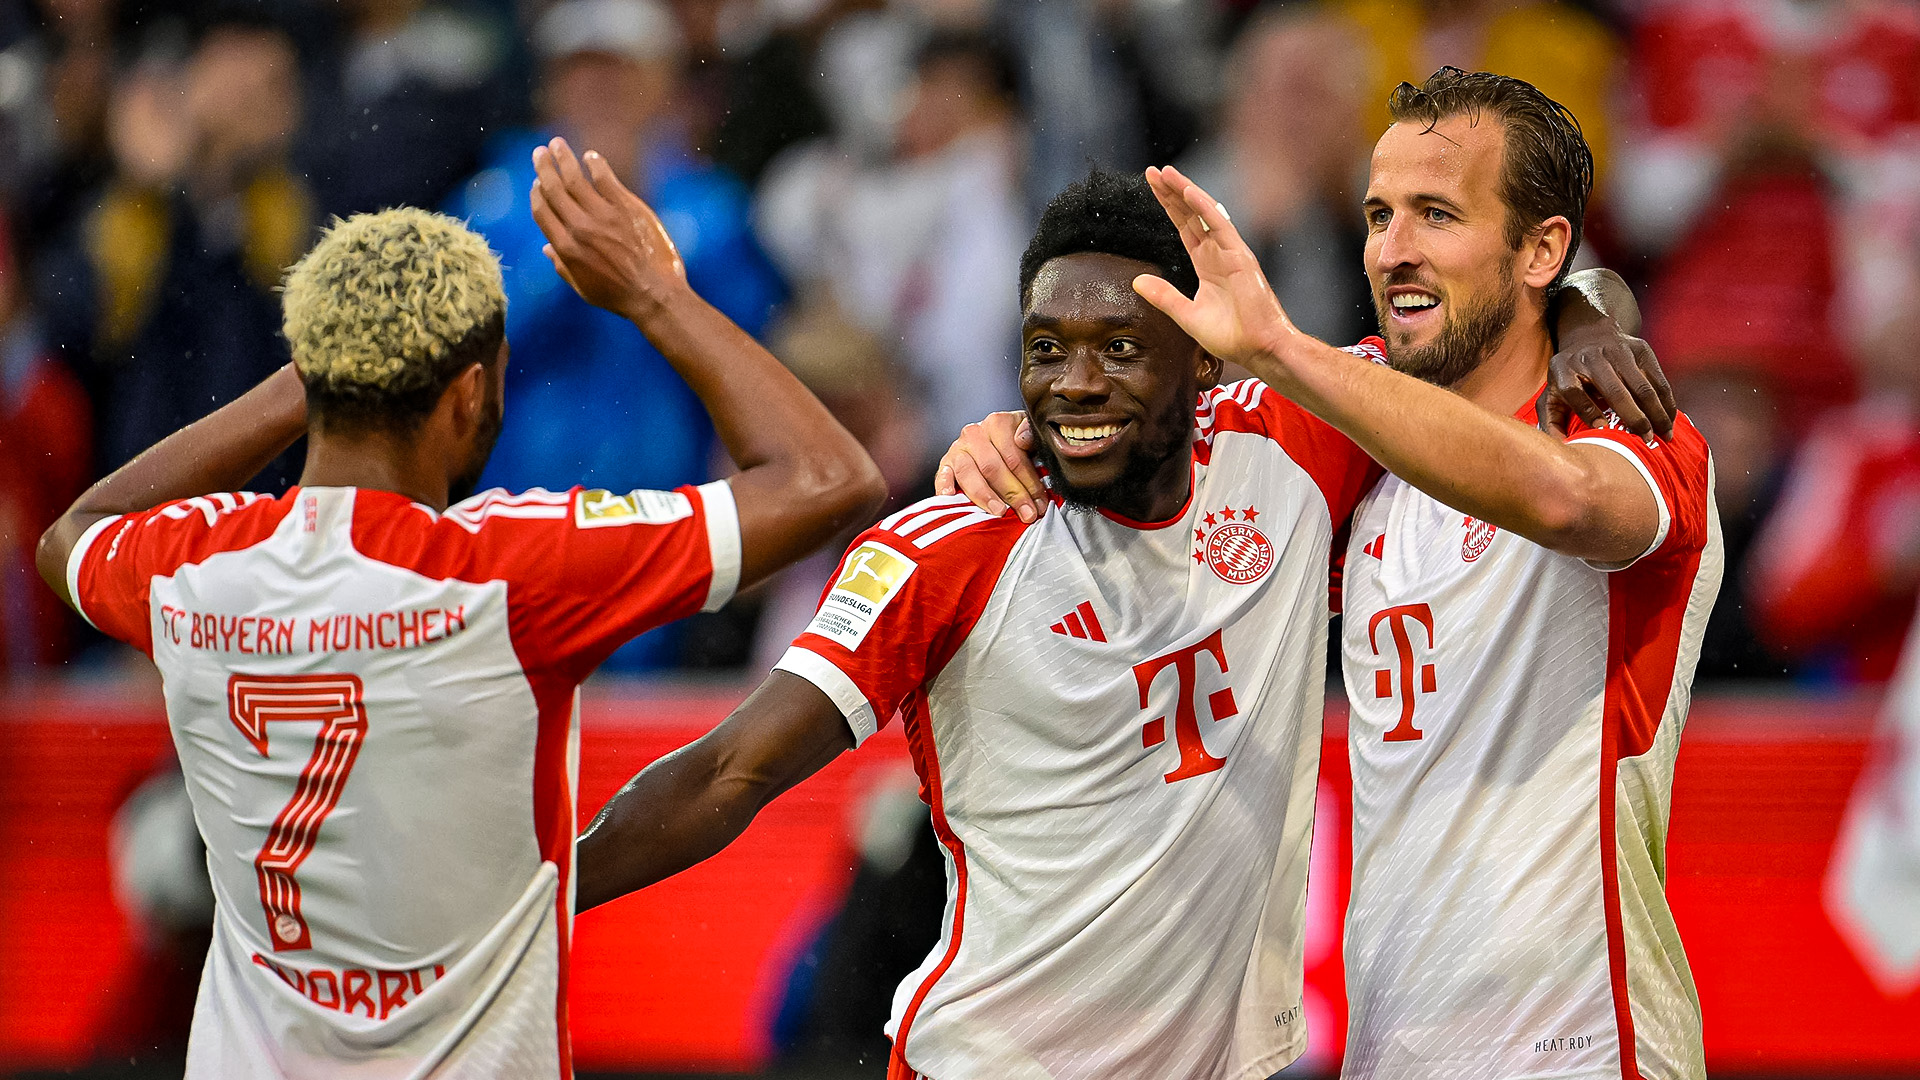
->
<box><xmin>0</xmin><ymin>340</ymin><xmax>92</xmax><ymax>674</ymax></box>
<box><xmin>1748</xmin><ymin>394</ymin><xmax>1920</xmax><ymax>682</ymax></box>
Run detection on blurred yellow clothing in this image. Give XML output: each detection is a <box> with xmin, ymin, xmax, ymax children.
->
<box><xmin>1335</xmin><ymin>0</ymin><xmax>1618</xmax><ymax>182</ymax></box>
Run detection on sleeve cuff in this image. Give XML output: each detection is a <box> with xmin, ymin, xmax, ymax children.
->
<box><xmin>1569</xmin><ymin>435</ymin><xmax>1671</xmax><ymax>572</ymax></box>
<box><xmin>698</xmin><ymin>480</ymin><xmax>742</xmax><ymax>613</ymax></box>
<box><xmin>65</xmin><ymin>515</ymin><xmax>123</xmax><ymax>630</ymax></box>
<box><xmin>775</xmin><ymin>645</ymin><xmax>880</xmax><ymax>745</ymax></box>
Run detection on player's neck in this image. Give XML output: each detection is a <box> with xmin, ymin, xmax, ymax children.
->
<box><xmin>300</xmin><ymin>430</ymin><xmax>452</xmax><ymax>511</ymax></box>
<box><xmin>1449</xmin><ymin>312</ymin><xmax>1553</xmax><ymax>420</ymax></box>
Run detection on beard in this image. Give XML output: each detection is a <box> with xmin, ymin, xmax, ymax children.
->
<box><xmin>1028</xmin><ymin>398</ymin><xmax>1195</xmax><ymax>514</ymax></box>
<box><xmin>447</xmin><ymin>397</ymin><xmax>504</xmax><ymax>505</ymax></box>
<box><xmin>1374</xmin><ymin>272</ymin><xmax>1519</xmax><ymax>388</ymax></box>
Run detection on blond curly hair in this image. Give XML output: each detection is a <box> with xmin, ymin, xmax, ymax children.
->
<box><xmin>282</xmin><ymin>207</ymin><xmax>506</xmax><ymax>428</ymax></box>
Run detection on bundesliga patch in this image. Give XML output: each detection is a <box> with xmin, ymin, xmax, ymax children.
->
<box><xmin>575</xmin><ymin>489</ymin><xmax>693</xmax><ymax>528</ymax></box>
<box><xmin>806</xmin><ymin>541</ymin><xmax>917</xmax><ymax>649</ymax></box>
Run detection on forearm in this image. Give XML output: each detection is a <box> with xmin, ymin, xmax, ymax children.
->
<box><xmin>574</xmin><ymin>740</ymin><xmax>774</xmax><ymax>911</ymax></box>
<box><xmin>629</xmin><ymin>288</ymin><xmax>885</xmax><ymax>582</ymax></box>
<box><xmin>574</xmin><ymin>671</ymin><xmax>854</xmax><ymax>912</ymax></box>
<box><xmin>1250</xmin><ymin>337</ymin><xmax>1653</xmax><ymax>561</ymax></box>
<box><xmin>1553</xmin><ymin>268</ymin><xmax>1641</xmax><ymax>340</ymax></box>
<box><xmin>36</xmin><ymin>364</ymin><xmax>307</xmax><ymax>604</ymax></box>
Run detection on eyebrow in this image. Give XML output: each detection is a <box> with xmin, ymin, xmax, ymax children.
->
<box><xmin>1361</xmin><ymin>192</ymin><xmax>1468</xmax><ymax>215</ymax></box>
<box><xmin>1024</xmin><ymin>312</ymin><xmax>1138</xmax><ymax>330</ymax></box>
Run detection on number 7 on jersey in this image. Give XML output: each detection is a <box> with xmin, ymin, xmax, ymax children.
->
<box><xmin>227</xmin><ymin>673</ymin><xmax>369</xmax><ymax>952</ymax></box>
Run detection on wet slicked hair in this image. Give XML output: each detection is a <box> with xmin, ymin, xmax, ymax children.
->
<box><xmin>1388</xmin><ymin>67</ymin><xmax>1593</xmax><ymax>291</ymax></box>
<box><xmin>282</xmin><ymin>207</ymin><xmax>506</xmax><ymax>434</ymax></box>
<box><xmin>1019</xmin><ymin>170</ymin><xmax>1199</xmax><ymax>307</ymax></box>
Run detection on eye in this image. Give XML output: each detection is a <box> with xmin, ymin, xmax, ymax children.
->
<box><xmin>1026</xmin><ymin>337</ymin><xmax>1064</xmax><ymax>360</ymax></box>
<box><xmin>1367</xmin><ymin>207</ymin><xmax>1391</xmax><ymax>228</ymax></box>
<box><xmin>1105</xmin><ymin>337</ymin><xmax>1142</xmax><ymax>357</ymax></box>
<box><xmin>1425</xmin><ymin>206</ymin><xmax>1452</xmax><ymax>224</ymax></box>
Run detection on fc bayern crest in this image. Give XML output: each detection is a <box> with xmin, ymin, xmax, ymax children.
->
<box><xmin>1462</xmin><ymin>515</ymin><xmax>1497</xmax><ymax>562</ymax></box>
<box><xmin>1193</xmin><ymin>504</ymin><xmax>1274</xmax><ymax>585</ymax></box>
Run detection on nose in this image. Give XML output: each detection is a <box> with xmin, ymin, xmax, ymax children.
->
<box><xmin>1053</xmin><ymin>347</ymin><xmax>1112</xmax><ymax>403</ymax></box>
<box><xmin>1373</xmin><ymin>212</ymin><xmax>1424</xmax><ymax>277</ymax></box>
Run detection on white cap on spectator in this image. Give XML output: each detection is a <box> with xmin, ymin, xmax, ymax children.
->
<box><xmin>535</xmin><ymin>0</ymin><xmax>684</xmax><ymax>66</ymax></box>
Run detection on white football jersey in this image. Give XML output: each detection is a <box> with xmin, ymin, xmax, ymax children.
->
<box><xmin>68</xmin><ymin>482</ymin><xmax>740</xmax><ymax>1078</ymax></box>
<box><xmin>777</xmin><ymin>377</ymin><xmax>1382</xmax><ymax>1080</ymax></box>
<box><xmin>1338</xmin><ymin>408</ymin><xmax>1721</xmax><ymax>1080</ymax></box>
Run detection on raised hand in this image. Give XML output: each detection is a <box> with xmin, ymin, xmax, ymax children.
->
<box><xmin>529</xmin><ymin>136</ymin><xmax>688</xmax><ymax>320</ymax></box>
<box><xmin>1539</xmin><ymin>332</ymin><xmax>1676</xmax><ymax>442</ymax></box>
<box><xmin>1132</xmin><ymin>165</ymin><xmax>1308</xmax><ymax>372</ymax></box>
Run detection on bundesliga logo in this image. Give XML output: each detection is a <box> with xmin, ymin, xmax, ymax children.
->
<box><xmin>1193</xmin><ymin>504</ymin><xmax>1274</xmax><ymax>585</ymax></box>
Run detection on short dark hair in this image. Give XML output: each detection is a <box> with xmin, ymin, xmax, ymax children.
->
<box><xmin>304</xmin><ymin>313</ymin><xmax>505</xmax><ymax>434</ymax></box>
<box><xmin>1387</xmin><ymin>67</ymin><xmax>1593</xmax><ymax>290</ymax></box>
<box><xmin>1019</xmin><ymin>170</ymin><xmax>1199</xmax><ymax>308</ymax></box>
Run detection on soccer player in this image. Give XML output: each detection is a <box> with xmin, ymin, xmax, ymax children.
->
<box><xmin>34</xmin><ymin>138</ymin><xmax>883</xmax><ymax>1077</ymax></box>
<box><xmin>574</xmin><ymin>169</ymin><xmax>1669</xmax><ymax>1080</ymax></box>
<box><xmin>949</xmin><ymin>70</ymin><xmax>1718</xmax><ymax>1080</ymax></box>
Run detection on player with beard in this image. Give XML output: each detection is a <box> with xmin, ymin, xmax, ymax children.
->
<box><xmin>575</xmin><ymin>168</ymin><xmax>1676</xmax><ymax>1080</ymax></box>
<box><xmin>949</xmin><ymin>70</ymin><xmax>1717</xmax><ymax>1080</ymax></box>
<box><xmin>34</xmin><ymin>139</ymin><xmax>883</xmax><ymax>1078</ymax></box>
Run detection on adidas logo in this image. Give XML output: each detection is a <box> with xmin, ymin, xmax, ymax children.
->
<box><xmin>1362</xmin><ymin>534</ymin><xmax>1385</xmax><ymax>560</ymax></box>
<box><xmin>1049</xmin><ymin>601</ymin><xmax>1108</xmax><ymax>642</ymax></box>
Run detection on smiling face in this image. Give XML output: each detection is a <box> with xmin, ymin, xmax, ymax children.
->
<box><xmin>1363</xmin><ymin>113</ymin><xmax>1552</xmax><ymax>386</ymax></box>
<box><xmin>1021</xmin><ymin>253</ymin><xmax>1220</xmax><ymax>522</ymax></box>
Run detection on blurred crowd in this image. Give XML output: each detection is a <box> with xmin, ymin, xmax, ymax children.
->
<box><xmin>1</xmin><ymin>0</ymin><xmax>1918</xmax><ymax>683</ymax></box>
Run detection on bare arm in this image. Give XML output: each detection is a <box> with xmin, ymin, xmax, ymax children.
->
<box><xmin>35</xmin><ymin>365</ymin><xmax>308</xmax><ymax>607</ymax></box>
<box><xmin>930</xmin><ymin>274</ymin><xmax>1674</xmax><ymax>527</ymax></box>
<box><xmin>531</xmin><ymin>138</ymin><xmax>886</xmax><ymax>591</ymax></box>
<box><xmin>1134</xmin><ymin>165</ymin><xmax>1661</xmax><ymax>566</ymax></box>
<box><xmin>575</xmin><ymin>671</ymin><xmax>854</xmax><ymax>911</ymax></box>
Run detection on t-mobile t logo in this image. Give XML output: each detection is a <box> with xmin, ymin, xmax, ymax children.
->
<box><xmin>1133</xmin><ymin>628</ymin><xmax>1238</xmax><ymax>783</ymax></box>
<box><xmin>1369</xmin><ymin>603</ymin><xmax>1438</xmax><ymax>742</ymax></box>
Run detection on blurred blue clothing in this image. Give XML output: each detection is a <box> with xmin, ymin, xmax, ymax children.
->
<box><xmin>448</xmin><ymin>129</ymin><xmax>785</xmax><ymax>669</ymax></box>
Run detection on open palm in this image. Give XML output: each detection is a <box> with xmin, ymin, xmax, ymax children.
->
<box><xmin>1134</xmin><ymin>165</ymin><xmax>1305</xmax><ymax>369</ymax></box>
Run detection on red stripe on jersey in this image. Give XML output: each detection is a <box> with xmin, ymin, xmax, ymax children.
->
<box><xmin>1592</xmin><ymin>417</ymin><xmax>1713</xmax><ymax>1080</ymax></box>
<box><xmin>1076</xmin><ymin>601</ymin><xmax>1106</xmax><ymax>642</ymax></box>
<box><xmin>520</xmin><ymin>670</ymin><xmax>577</xmax><ymax>1077</ymax></box>
<box><xmin>890</xmin><ymin>687</ymin><xmax>966</xmax><ymax>1080</ymax></box>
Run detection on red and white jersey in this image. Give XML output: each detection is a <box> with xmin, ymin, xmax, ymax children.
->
<box><xmin>777</xmin><ymin>377</ymin><xmax>1380</xmax><ymax>1080</ymax></box>
<box><xmin>1338</xmin><ymin>407</ymin><xmax>1721</xmax><ymax>1080</ymax></box>
<box><xmin>66</xmin><ymin>482</ymin><xmax>740</xmax><ymax>1079</ymax></box>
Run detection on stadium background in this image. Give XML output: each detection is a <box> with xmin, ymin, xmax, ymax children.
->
<box><xmin>4</xmin><ymin>0</ymin><xmax>1920</xmax><ymax>1075</ymax></box>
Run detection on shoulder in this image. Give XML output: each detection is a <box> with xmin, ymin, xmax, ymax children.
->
<box><xmin>864</xmin><ymin>494</ymin><xmax>1030</xmax><ymax>566</ymax></box>
<box><xmin>132</xmin><ymin>491</ymin><xmax>296</xmax><ymax>557</ymax></box>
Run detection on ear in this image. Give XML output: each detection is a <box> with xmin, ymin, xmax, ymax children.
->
<box><xmin>442</xmin><ymin>362</ymin><xmax>490</xmax><ymax>435</ymax></box>
<box><xmin>1522</xmin><ymin>216</ymin><xmax>1573</xmax><ymax>290</ymax></box>
<box><xmin>1194</xmin><ymin>339</ymin><xmax>1224</xmax><ymax>392</ymax></box>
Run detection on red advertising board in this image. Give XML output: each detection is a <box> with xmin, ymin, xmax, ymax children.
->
<box><xmin>1</xmin><ymin>684</ymin><xmax>1913</xmax><ymax>1073</ymax></box>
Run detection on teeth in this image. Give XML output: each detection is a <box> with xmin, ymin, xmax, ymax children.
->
<box><xmin>1058</xmin><ymin>423</ymin><xmax>1123</xmax><ymax>442</ymax></box>
<box><xmin>1391</xmin><ymin>294</ymin><xmax>1438</xmax><ymax>310</ymax></box>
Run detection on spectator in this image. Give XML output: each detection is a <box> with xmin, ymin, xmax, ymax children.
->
<box><xmin>0</xmin><ymin>211</ymin><xmax>89</xmax><ymax>680</ymax></box>
<box><xmin>445</xmin><ymin>0</ymin><xmax>784</xmax><ymax>670</ymax></box>
<box><xmin>300</xmin><ymin>0</ymin><xmax>513</xmax><ymax>218</ymax></box>
<box><xmin>757</xmin><ymin>29</ymin><xmax>1025</xmax><ymax>467</ymax></box>
<box><xmin>1746</xmin><ymin>288</ymin><xmax>1920</xmax><ymax>684</ymax></box>
<box><xmin>1180</xmin><ymin>9</ymin><xmax>1373</xmax><ymax>346</ymax></box>
<box><xmin>44</xmin><ymin>15</ymin><xmax>313</xmax><ymax>489</ymax></box>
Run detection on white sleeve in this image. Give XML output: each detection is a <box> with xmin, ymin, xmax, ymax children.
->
<box><xmin>65</xmin><ymin>514</ymin><xmax>125</xmax><ymax>629</ymax></box>
<box><xmin>698</xmin><ymin>480</ymin><xmax>742</xmax><ymax>612</ymax></box>
<box><xmin>1569</xmin><ymin>435</ymin><xmax>1671</xmax><ymax>572</ymax></box>
<box><xmin>774</xmin><ymin>645</ymin><xmax>881</xmax><ymax>745</ymax></box>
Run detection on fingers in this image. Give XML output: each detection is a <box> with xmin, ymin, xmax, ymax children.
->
<box><xmin>958</xmin><ymin>421</ymin><xmax>1041</xmax><ymax>521</ymax></box>
<box><xmin>1544</xmin><ymin>357</ymin><xmax>1608</xmax><ymax>431</ymax></box>
<box><xmin>1133</xmin><ymin>273</ymin><xmax>1195</xmax><ymax>325</ymax></box>
<box><xmin>1583</xmin><ymin>358</ymin><xmax>1652</xmax><ymax>437</ymax></box>
<box><xmin>1633</xmin><ymin>338</ymin><xmax>1679</xmax><ymax>439</ymax></box>
<box><xmin>548</xmin><ymin>136</ymin><xmax>611</xmax><ymax>220</ymax></box>
<box><xmin>1014</xmin><ymin>415</ymin><xmax>1035</xmax><ymax>450</ymax></box>
<box><xmin>945</xmin><ymin>451</ymin><xmax>1007</xmax><ymax>517</ymax></box>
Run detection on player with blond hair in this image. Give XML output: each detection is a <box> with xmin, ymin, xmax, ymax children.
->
<box><xmin>36</xmin><ymin>138</ymin><xmax>882</xmax><ymax>1078</ymax></box>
